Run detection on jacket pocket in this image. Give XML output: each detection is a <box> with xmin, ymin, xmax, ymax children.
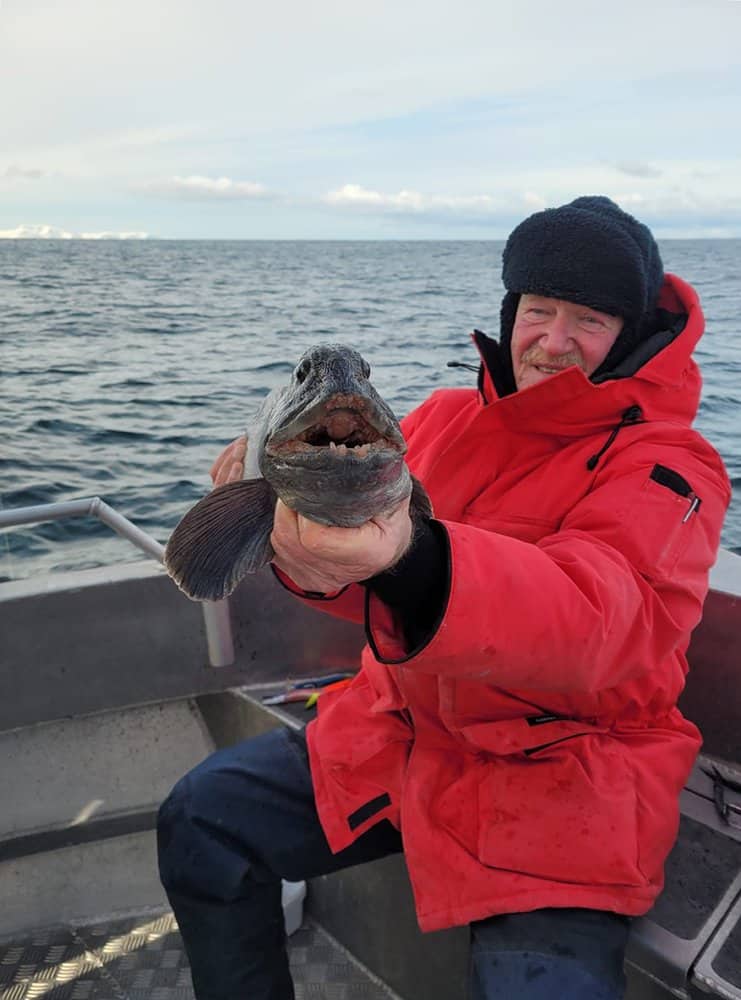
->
<box><xmin>476</xmin><ymin>734</ymin><xmax>645</xmax><ymax>887</ymax></box>
<box><xmin>458</xmin><ymin>715</ymin><xmax>607</xmax><ymax>757</ymax></box>
<box><xmin>619</xmin><ymin>464</ymin><xmax>702</xmax><ymax>581</ymax></box>
<box><xmin>314</xmin><ymin>671</ymin><xmax>412</xmax><ymax>769</ymax></box>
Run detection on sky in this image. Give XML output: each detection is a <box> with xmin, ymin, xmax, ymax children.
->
<box><xmin>1</xmin><ymin>0</ymin><xmax>741</xmax><ymax>239</ymax></box>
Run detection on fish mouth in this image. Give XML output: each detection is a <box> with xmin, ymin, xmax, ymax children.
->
<box><xmin>266</xmin><ymin>393</ymin><xmax>405</xmax><ymax>461</ymax></box>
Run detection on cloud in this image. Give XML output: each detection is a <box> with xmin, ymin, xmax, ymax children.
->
<box><xmin>108</xmin><ymin>125</ymin><xmax>203</xmax><ymax>149</ymax></box>
<box><xmin>5</xmin><ymin>0</ymin><xmax>741</xmax><ymax>158</ymax></box>
<box><xmin>78</xmin><ymin>230</ymin><xmax>150</xmax><ymax>240</ymax></box>
<box><xmin>143</xmin><ymin>175</ymin><xmax>271</xmax><ymax>200</ymax></box>
<box><xmin>315</xmin><ymin>171</ymin><xmax>741</xmax><ymax>236</ymax></box>
<box><xmin>522</xmin><ymin>191</ymin><xmax>548</xmax><ymax>211</ymax></box>
<box><xmin>325</xmin><ymin>184</ymin><xmax>425</xmax><ymax>211</ymax></box>
<box><xmin>0</xmin><ymin>224</ymin><xmax>149</xmax><ymax>239</ymax></box>
<box><xmin>3</xmin><ymin>164</ymin><xmax>47</xmax><ymax>180</ymax></box>
<box><xmin>324</xmin><ymin>183</ymin><xmax>502</xmax><ymax>216</ymax></box>
<box><xmin>614</xmin><ymin>161</ymin><xmax>663</xmax><ymax>179</ymax></box>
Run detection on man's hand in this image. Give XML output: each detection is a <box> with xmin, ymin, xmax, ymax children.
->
<box><xmin>271</xmin><ymin>498</ymin><xmax>413</xmax><ymax>594</ymax></box>
<box><xmin>210</xmin><ymin>436</ymin><xmax>247</xmax><ymax>486</ymax></box>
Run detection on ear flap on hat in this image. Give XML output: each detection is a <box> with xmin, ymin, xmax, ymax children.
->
<box><xmin>499</xmin><ymin>290</ymin><xmax>519</xmax><ymax>354</ymax></box>
<box><xmin>591</xmin><ymin>307</ymin><xmax>665</xmax><ymax>380</ymax></box>
<box><xmin>495</xmin><ymin>291</ymin><xmax>519</xmax><ymax>396</ymax></box>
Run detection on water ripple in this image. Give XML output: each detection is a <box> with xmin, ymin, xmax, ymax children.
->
<box><xmin>1</xmin><ymin>238</ymin><xmax>740</xmax><ymax>579</ymax></box>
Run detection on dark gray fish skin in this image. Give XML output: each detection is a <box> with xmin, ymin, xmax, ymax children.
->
<box><xmin>165</xmin><ymin>343</ymin><xmax>432</xmax><ymax>602</ymax></box>
<box><xmin>255</xmin><ymin>344</ymin><xmax>410</xmax><ymax>526</ymax></box>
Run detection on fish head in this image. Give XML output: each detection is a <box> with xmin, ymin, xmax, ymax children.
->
<box><xmin>260</xmin><ymin>343</ymin><xmax>410</xmax><ymax>526</ymax></box>
<box><xmin>164</xmin><ymin>342</ymin><xmax>432</xmax><ymax>602</ymax></box>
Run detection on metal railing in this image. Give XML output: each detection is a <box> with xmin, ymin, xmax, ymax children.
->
<box><xmin>0</xmin><ymin>498</ymin><xmax>234</xmax><ymax>667</ymax></box>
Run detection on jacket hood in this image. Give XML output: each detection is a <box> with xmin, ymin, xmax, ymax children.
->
<box><xmin>472</xmin><ymin>273</ymin><xmax>704</xmax><ymax>438</ymax></box>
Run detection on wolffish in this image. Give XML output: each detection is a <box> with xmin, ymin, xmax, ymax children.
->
<box><xmin>165</xmin><ymin>343</ymin><xmax>433</xmax><ymax>601</ymax></box>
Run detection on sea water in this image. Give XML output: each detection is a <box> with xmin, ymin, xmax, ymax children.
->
<box><xmin>1</xmin><ymin>239</ymin><xmax>739</xmax><ymax>581</ymax></box>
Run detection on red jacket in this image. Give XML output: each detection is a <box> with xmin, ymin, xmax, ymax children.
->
<box><xmin>295</xmin><ymin>275</ymin><xmax>730</xmax><ymax>932</ymax></box>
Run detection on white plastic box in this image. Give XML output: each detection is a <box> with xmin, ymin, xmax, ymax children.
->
<box><xmin>281</xmin><ymin>879</ymin><xmax>306</xmax><ymax>936</ymax></box>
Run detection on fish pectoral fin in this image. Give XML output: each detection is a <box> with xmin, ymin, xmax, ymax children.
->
<box><xmin>164</xmin><ymin>479</ymin><xmax>277</xmax><ymax>601</ymax></box>
<box><xmin>410</xmin><ymin>474</ymin><xmax>434</xmax><ymax>521</ymax></box>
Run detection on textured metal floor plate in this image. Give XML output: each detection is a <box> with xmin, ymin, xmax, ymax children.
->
<box><xmin>0</xmin><ymin>912</ymin><xmax>397</xmax><ymax>1000</ymax></box>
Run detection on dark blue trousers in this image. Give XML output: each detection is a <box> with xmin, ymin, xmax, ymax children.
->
<box><xmin>157</xmin><ymin>727</ymin><xmax>629</xmax><ymax>999</ymax></box>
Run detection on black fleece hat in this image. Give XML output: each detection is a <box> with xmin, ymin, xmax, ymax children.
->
<box><xmin>499</xmin><ymin>195</ymin><xmax>665</xmax><ymax>377</ymax></box>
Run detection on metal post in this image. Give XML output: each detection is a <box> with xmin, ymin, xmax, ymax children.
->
<box><xmin>0</xmin><ymin>498</ymin><xmax>235</xmax><ymax>667</ymax></box>
<box><xmin>201</xmin><ymin>600</ymin><xmax>235</xmax><ymax>668</ymax></box>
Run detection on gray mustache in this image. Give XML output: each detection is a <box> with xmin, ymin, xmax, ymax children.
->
<box><xmin>520</xmin><ymin>348</ymin><xmax>585</xmax><ymax>370</ymax></box>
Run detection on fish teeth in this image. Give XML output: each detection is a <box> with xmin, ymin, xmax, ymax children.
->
<box><xmin>328</xmin><ymin>440</ymin><xmax>371</xmax><ymax>457</ymax></box>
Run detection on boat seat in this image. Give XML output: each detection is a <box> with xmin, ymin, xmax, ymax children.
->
<box><xmin>626</xmin><ymin>759</ymin><xmax>741</xmax><ymax>999</ymax></box>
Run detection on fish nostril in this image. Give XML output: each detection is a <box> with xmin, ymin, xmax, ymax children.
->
<box><xmin>295</xmin><ymin>358</ymin><xmax>311</xmax><ymax>384</ymax></box>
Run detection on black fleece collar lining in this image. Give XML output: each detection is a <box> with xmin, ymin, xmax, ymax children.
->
<box><xmin>473</xmin><ymin>329</ymin><xmax>517</xmax><ymax>399</ymax></box>
<box><xmin>591</xmin><ymin>310</ymin><xmax>687</xmax><ymax>383</ymax></box>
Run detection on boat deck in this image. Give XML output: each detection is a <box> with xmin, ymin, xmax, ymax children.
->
<box><xmin>2</xmin><ymin>549</ymin><xmax>741</xmax><ymax>1000</ymax></box>
<box><xmin>0</xmin><ymin>910</ymin><xmax>398</xmax><ymax>1000</ymax></box>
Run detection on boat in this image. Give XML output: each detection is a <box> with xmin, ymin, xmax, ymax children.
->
<box><xmin>1</xmin><ymin>498</ymin><xmax>740</xmax><ymax>999</ymax></box>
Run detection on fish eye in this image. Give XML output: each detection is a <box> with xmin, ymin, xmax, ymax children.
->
<box><xmin>295</xmin><ymin>358</ymin><xmax>311</xmax><ymax>384</ymax></box>
<box><xmin>361</xmin><ymin>359</ymin><xmax>371</xmax><ymax>378</ymax></box>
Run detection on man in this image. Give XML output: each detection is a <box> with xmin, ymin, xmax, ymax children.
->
<box><xmin>157</xmin><ymin>197</ymin><xmax>730</xmax><ymax>999</ymax></box>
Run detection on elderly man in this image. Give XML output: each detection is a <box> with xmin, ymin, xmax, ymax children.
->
<box><xmin>158</xmin><ymin>197</ymin><xmax>730</xmax><ymax>1000</ymax></box>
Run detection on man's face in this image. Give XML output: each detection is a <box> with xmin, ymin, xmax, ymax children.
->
<box><xmin>511</xmin><ymin>294</ymin><xmax>624</xmax><ymax>391</ymax></box>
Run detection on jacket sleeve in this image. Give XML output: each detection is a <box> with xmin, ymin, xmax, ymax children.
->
<box><xmin>365</xmin><ymin>439</ymin><xmax>731</xmax><ymax>694</ymax></box>
<box><xmin>271</xmin><ymin>565</ymin><xmax>366</xmax><ymax>625</ymax></box>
